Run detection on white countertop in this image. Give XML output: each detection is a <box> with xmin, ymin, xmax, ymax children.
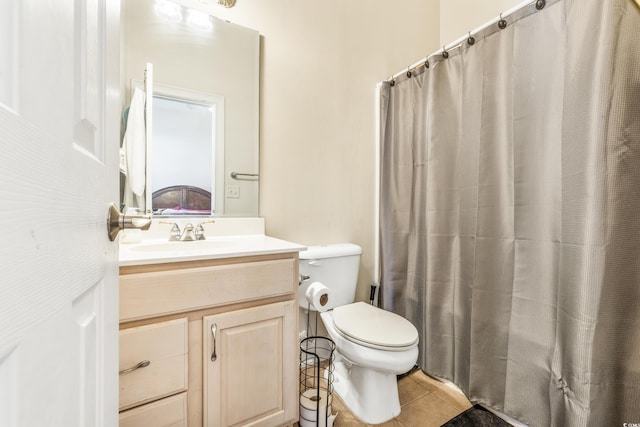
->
<box><xmin>119</xmin><ymin>234</ymin><xmax>306</xmax><ymax>267</ymax></box>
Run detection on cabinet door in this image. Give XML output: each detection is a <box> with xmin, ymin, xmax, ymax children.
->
<box><xmin>203</xmin><ymin>301</ymin><xmax>297</xmax><ymax>427</ymax></box>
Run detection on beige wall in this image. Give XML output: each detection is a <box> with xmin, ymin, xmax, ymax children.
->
<box><xmin>440</xmin><ymin>0</ymin><xmax>524</xmax><ymax>45</ymax></box>
<box><xmin>168</xmin><ymin>0</ymin><xmax>525</xmax><ymax>302</ymax></box>
<box><xmin>209</xmin><ymin>0</ymin><xmax>440</xmax><ymax>301</ymax></box>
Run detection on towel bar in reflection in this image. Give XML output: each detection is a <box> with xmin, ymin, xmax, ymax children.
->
<box><xmin>230</xmin><ymin>172</ymin><xmax>259</xmax><ymax>180</ymax></box>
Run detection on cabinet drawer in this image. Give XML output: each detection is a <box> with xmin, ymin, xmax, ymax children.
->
<box><xmin>119</xmin><ymin>318</ymin><xmax>188</xmax><ymax>410</ymax></box>
<box><xmin>120</xmin><ymin>257</ymin><xmax>296</xmax><ymax>321</ymax></box>
<box><xmin>119</xmin><ymin>392</ymin><xmax>187</xmax><ymax>427</ymax></box>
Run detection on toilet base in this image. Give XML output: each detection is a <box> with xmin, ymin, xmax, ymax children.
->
<box><xmin>332</xmin><ymin>357</ymin><xmax>401</xmax><ymax>424</ymax></box>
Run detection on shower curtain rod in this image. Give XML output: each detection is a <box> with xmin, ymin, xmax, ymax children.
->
<box><xmin>383</xmin><ymin>0</ymin><xmax>556</xmax><ymax>84</ymax></box>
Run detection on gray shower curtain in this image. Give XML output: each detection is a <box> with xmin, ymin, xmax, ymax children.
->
<box><xmin>379</xmin><ymin>0</ymin><xmax>640</xmax><ymax>425</ymax></box>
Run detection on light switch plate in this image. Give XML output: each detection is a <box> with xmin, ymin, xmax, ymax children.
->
<box><xmin>226</xmin><ymin>185</ymin><xmax>240</xmax><ymax>198</ymax></box>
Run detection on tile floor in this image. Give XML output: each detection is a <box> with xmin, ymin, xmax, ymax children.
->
<box><xmin>327</xmin><ymin>369</ymin><xmax>473</xmax><ymax>427</ymax></box>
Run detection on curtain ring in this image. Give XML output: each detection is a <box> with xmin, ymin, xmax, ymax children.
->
<box><xmin>389</xmin><ymin>77</ymin><xmax>395</xmax><ymax>87</ymax></box>
<box><xmin>424</xmin><ymin>59</ymin><xmax>430</xmax><ymax>69</ymax></box>
<box><xmin>406</xmin><ymin>66</ymin><xmax>412</xmax><ymax>78</ymax></box>
<box><xmin>467</xmin><ymin>32</ymin><xmax>475</xmax><ymax>46</ymax></box>
<box><xmin>536</xmin><ymin>0</ymin><xmax>545</xmax><ymax>10</ymax></box>
<box><xmin>442</xmin><ymin>46</ymin><xmax>449</xmax><ymax>59</ymax></box>
<box><xmin>498</xmin><ymin>13</ymin><xmax>507</xmax><ymax>29</ymax></box>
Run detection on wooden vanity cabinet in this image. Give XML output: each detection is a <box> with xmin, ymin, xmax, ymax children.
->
<box><xmin>118</xmin><ymin>252</ymin><xmax>300</xmax><ymax>427</ymax></box>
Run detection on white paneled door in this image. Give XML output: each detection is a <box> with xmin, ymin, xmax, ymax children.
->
<box><xmin>0</xmin><ymin>1</ymin><xmax>120</xmax><ymax>426</ymax></box>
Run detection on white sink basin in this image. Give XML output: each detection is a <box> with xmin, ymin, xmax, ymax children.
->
<box><xmin>129</xmin><ymin>239</ymin><xmax>234</xmax><ymax>253</ymax></box>
<box><xmin>118</xmin><ymin>235</ymin><xmax>306</xmax><ymax>267</ymax></box>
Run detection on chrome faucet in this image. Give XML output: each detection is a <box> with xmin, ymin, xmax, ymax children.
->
<box><xmin>180</xmin><ymin>223</ymin><xmax>196</xmax><ymax>241</ymax></box>
<box><xmin>161</xmin><ymin>220</ymin><xmax>215</xmax><ymax>241</ymax></box>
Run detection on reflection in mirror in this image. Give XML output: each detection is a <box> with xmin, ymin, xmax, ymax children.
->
<box><xmin>150</xmin><ymin>87</ymin><xmax>224</xmax><ymax>216</ymax></box>
<box><xmin>153</xmin><ymin>96</ymin><xmax>213</xmax><ymax>214</ymax></box>
<box><xmin>121</xmin><ymin>0</ymin><xmax>260</xmax><ymax>217</ymax></box>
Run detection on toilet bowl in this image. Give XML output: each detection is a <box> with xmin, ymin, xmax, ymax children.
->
<box><xmin>319</xmin><ymin>303</ymin><xmax>418</xmax><ymax>424</ymax></box>
<box><xmin>299</xmin><ymin>244</ymin><xmax>419</xmax><ymax>424</ymax></box>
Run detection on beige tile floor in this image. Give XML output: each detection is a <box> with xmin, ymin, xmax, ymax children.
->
<box><xmin>306</xmin><ymin>369</ymin><xmax>473</xmax><ymax>427</ymax></box>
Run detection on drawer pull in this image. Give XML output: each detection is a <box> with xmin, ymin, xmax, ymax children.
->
<box><xmin>211</xmin><ymin>323</ymin><xmax>218</xmax><ymax>362</ymax></box>
<box><xmin>119</xmin><ymin>360</ymin><xmax>151</xmax><ymax>374</ymax></box>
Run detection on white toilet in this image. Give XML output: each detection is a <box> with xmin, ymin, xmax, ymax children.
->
<box><xmin>299</xmin><ymin>243</ymin><xmax>419</xmax><ymax>424</ymax></box>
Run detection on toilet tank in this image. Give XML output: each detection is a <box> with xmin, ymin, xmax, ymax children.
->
<box><xmin>298</xmin><ymin>243</ymin><xmax>362</xmax><ymax>311</ymax></box>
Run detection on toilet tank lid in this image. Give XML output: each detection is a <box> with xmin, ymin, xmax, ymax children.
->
<box><xmin>299</xmin><ymin>243</ymin><xmax>362</xmax><ymax>260</ymax></box>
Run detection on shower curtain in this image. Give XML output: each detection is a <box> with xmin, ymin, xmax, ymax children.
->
<box><xmin>379</xmin><ymin>0</ymin><xmax>640</xmax><ymax>425</ymax></box>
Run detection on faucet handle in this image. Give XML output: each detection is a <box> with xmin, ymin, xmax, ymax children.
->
<box><xmin>159</xmin><ymin>221</ymin><xmax>181</xmax><ymax>241</ymax></box>
<box><xmin>195</xmin><ymin>220</ymin><xmax>215</xmax><ymax>240</ymax></box>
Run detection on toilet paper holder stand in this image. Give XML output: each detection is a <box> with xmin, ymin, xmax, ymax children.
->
<box><xmin>299</xmin><ymin>336</ymin><xmax>336</xmax><ymax>427</ymax></box>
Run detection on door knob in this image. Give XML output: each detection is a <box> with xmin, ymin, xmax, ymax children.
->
<box><xmin>107</xmin><ymin>203</ymin><xmax>152</xmax><ymax>241</ymax></box>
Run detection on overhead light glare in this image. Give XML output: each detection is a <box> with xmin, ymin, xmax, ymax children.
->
<box><xmin>155</xmin><ymin>0</ymin><xmax>182</xmax><ymax>23</ymax></box>
<box><xmin>187</xmin><ymin>9</ymin><xmax>213</xmax><ymax>31</ymax></box>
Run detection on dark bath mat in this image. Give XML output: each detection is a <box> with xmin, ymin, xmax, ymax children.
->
<box><xmin>441</xmin><ymin>404</ymin><xmax>512</xmax><ymax>427</ymax></box>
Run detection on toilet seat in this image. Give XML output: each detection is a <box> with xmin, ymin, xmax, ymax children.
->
<box><xmin>331</xmin><ymin>302</ymin><xmax>418</xmax><ymax>351</ymax></box>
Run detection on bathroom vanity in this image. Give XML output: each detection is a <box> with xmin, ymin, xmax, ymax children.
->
<box><xmin>117</xmin><ymin>229</ymin><xmax>304</xmax><ymax>426</ymax></box>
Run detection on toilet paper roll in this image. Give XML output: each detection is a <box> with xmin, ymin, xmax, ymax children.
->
<box><xmin>299</xmin><ymin>389</ymin><xmax>335</xmax><ymax>427</ymax></box>
<box><xmin>305</xmin><ymin>282</ymin><xmax>331</xmax><ymax>312</ymax></box>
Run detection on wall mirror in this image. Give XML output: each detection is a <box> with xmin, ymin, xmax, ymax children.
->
<box><xmin>121</xmin><ymin>0</ymin><xmax>260</xmax><ymax>217</ymax></box>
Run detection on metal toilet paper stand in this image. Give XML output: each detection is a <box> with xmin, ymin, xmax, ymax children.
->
<box><xmin>299</xmin><ymin>336</ymin><xmax>336</xmax><ymax>427</ymax></box>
